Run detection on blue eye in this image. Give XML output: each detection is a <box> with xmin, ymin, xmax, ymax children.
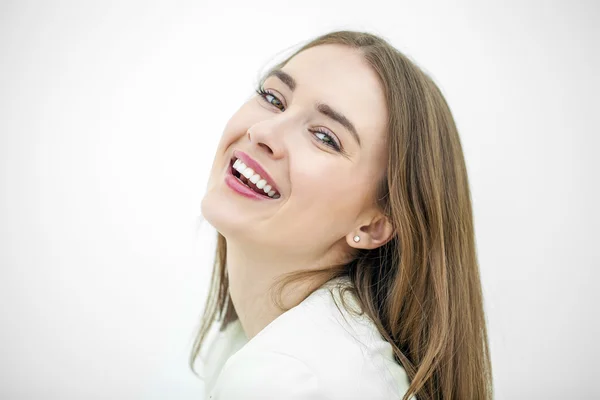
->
<box><xmin>255</xmin><ymin>86</ymin><xmax>342</xmax><ymax>152</ymax></box>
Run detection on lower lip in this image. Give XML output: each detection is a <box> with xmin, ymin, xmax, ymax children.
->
<box><xmin>225</xmin><ymin>163</ymin><xmax>274</xmax><ymax>201</ymax></box>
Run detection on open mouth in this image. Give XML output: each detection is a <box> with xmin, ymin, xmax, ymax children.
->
<box><xmin>229</xmin><ymin>157</ymin><xmax>280</xmax><ymax>199</ymax></box>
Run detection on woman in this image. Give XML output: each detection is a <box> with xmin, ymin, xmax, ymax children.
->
<box><xmin>190</xmin><ymin>30</ymin><xmax>493</xmax><ymax>400</ymax></box>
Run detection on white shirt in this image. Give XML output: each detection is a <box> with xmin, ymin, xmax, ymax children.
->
<box><xmin>198</xmin><ymin>276</ymin><xmax>414</xmax><ymax>400</ymax></box>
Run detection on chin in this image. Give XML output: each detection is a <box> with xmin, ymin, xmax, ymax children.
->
<box><xmin>200</xmin><ymin>190</ymin><xmax>251</xmax><ymax>239</ymax></box>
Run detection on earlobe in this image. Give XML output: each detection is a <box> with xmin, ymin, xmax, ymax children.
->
<box><xmin>347</xmin><ymin>232</ymin><xmax>362</xmax><ymax>248</ymax></box>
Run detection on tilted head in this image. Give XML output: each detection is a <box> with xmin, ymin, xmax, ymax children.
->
<box><xmin>194</xmin><ymin>30</ymin><xmax>493</xmax><ymax>400</ymax></box>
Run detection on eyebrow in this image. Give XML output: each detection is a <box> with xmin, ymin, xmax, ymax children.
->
<box><xmin>265</xmin><ymin>69</ymin><xmax>362</xmax><ymax>147</ymax></box>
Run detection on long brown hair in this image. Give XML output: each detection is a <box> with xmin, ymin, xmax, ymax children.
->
<box><xmin>189</xmin><ymin>30</ymin><xmax>493</xmax><ymax>400</ymax></box>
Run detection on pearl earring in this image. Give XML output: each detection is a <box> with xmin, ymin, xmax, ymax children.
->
<box><xmin>353</xmin><ymin>235</ymin><xmax>360</xmax><ymax>243</ymax></box>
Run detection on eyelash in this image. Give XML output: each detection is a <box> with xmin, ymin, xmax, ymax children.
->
<box><xmin>254</xmin><ymin>86</ymin><xmax>342</xmax><ymax>152</ymax></box>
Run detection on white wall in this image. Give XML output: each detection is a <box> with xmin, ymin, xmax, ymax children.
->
<box><xmin>1</xmin><ymin>1</ymin><xmax>598</xmax><ymax>399</ymax></box>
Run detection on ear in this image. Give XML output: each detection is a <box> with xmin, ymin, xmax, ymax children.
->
<box><xmin>346</xmin><ymin>213</ymin><xmax>395</xmax><ymax>250</ymax></box>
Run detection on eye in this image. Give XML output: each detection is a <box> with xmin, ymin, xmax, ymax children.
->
<box><xmin>255</xmin><ymin>87</ymin><xmax>285</xmax><ymax>111</ymax></box>
<box><xmin>254</xmin><ymin>86</ymin><xmax>343</xmax><ymax>153</ymax></box>
<box><xmin>310</xmin><ymin>128</ymin><xmax>341</xmax><ymax>152</ymax></box>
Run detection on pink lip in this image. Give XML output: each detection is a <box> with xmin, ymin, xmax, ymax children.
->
<box><xmin>231</xmin><ymin>150</ymin><xmax>280</xmax><ymax>194</ymax></box>
<box><xmin>225</xmin><ymin>166</ymin><xmax>273</xmax><ymax>200</ymax></box>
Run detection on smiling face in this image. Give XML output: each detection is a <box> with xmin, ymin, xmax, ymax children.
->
<box><xmin>201</xmin><ymin>44</ymin><xmax>389</xmax><ymax>261</ymax></box>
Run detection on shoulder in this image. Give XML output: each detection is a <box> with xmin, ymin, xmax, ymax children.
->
<box><xmin>208</xmin><ymin>350</ymin><xmax>327</xmax><ymax>400</ymax></box>
<box><xmin>220</xmin><ymin>278</ymin><xmax>412</xmax><ymax>399</ymax></box>
<box><xmin>204</xmin><ymin>277</ymin><xmax>414</xmax><ymax>399</ymax></box>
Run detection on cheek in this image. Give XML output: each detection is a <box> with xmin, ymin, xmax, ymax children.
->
<box><xmin>291</xmin><ymin>163</ymin><xmax>365</xmax><ymax>213</ymax></box>
<box><xmin>219</xmin><ymin>115</ymin><xmax>245</xmax><ymax>147</ymax></box>
<box><xmin>218</xmin><ymin>100</ymin><xmax>258</xmax><ymax>144</ymax></box>
<box><xmin>285</xmin><ymin>166</ymin><xmax>367</xmax><ymax>238</ymax></box>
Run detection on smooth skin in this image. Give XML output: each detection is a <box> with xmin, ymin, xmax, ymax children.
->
<box><xmin>201</xmin><ymin>44</ymin><xmax>395</xmax><ymax>340</ymax></box>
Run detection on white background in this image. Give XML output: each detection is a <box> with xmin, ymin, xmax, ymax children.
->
<box><xmin>1</xmin><ymin>1</ymin><xmax>598</xmax><ymax>399</ymax></box>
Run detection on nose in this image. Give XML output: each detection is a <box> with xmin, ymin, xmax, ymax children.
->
<box><xmin>246</xmin><ymin>120</ymin><xmax>287</xmax><ymax>160</ymax></box>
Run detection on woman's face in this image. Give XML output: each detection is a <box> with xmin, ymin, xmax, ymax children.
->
<box><xmin>202</xmin><ymin>44</ymin><xmax>389</xmax><ymax>260</ymax></box>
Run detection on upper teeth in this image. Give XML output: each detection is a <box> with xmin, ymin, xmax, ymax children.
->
<box><xmin>233</xmin><ymin>158</ymin><xmax>280</xmax><ymax>199</ymax></box>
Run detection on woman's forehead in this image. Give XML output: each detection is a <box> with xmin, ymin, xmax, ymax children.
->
<box><xmin>270</xmin><ymin>45</ymin><xmax>377</xmax><ymax>93</ymax></box>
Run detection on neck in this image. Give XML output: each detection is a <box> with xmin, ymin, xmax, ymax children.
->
<box><xmin>225</xmin><ymin>240</ymin><xmax>337</xmax><ymax>340</ymax></box>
